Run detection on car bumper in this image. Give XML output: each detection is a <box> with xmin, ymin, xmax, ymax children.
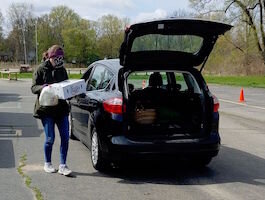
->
<box><xmin>102</xmin><ymin>132</ymin><xmax>221</xmax><ymax>161</ymax></box>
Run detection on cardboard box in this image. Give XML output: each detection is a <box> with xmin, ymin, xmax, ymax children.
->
<box><xmin>51</xmin><ymin>79</ymin><xmax>86</xmax><ymax>99</ymax></box>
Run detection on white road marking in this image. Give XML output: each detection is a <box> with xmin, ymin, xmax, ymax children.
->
<box><xmin>0</xmin><ymin>96</ymin><xmax>34</xmax><ymax>98</ymax></box>
<box><xmin>220</xmin><ymin>99</ymin><xmax>265</xmax><ymax>111</ymax></box>
<box><xmin>246</xmin><ymin>93</ymin><xmax>265</xmax><ymax>96</ymax></box>
<box><xmin>0</xmin><ymin>129</ymin><xmax>22</xmax><ymax>137</ymax></box>
<box><xmin>0</xmin><ymin>103</ymin><xmax>21</xmax><ymax>109</ymax></box>
<box><xmin>0</xmin><ymin>107</ymin><xmax>19</xmax><ymax>109</ymax></box>
<box><xmin>20</xmin><ymin>96</ymin><xmax>35</xmax><ymax>98</ymax></box>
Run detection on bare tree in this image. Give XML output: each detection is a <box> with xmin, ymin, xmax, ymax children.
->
<box><xmin>0</xmin><ymin>10</ymin><xmax>4</xmax><ymax>39</ymax></box>
<box><xmin>97</xmin><ymin>15</ymin><xmax>126</xmax><ymax>58</ymax></box>
<box><xmin>189</xmin><ymin>0</ymin><xmax>265</xmax><ymax>63</ymax></box>
<box><xmin>7</xmin><ymin>3</ymin><xmax>34</xmax><ymax>63</ymax></box>
<box><xmin>170</xmin><ymin>9</ymin><xmax>195</xmax><ymax>18</ymax></box>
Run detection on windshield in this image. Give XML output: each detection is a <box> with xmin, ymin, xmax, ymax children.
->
<box><xmin>131</xmin><ymin>34</ymin><xmax>203</xmax><ymax>54</ymax></box>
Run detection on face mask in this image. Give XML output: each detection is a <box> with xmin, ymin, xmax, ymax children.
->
<box><xmin>53</xmin><ymin>56</ymin><xmax>64</xmax><ymax>66</ymax></box>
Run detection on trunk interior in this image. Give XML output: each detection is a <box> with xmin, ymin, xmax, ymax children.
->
<box><xmin>125</xmin><ymin>71</ymin><xmax>206</xmax><ymax>140</ymax></box>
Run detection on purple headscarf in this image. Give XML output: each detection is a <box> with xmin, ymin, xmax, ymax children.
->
<box><xmin>48</xmin><ymin>47</ymin><xmax>64</xmax><ymax>58</ymax></box>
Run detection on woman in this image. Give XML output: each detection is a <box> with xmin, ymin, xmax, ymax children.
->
<box><xmin>31</xmin><ymin>45</ymin><xmax>72</xmax><ymax>176</ymax></box>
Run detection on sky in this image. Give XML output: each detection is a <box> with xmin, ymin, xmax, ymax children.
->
<box><xmin>0</xmin><ymin>0</ymin><xmax>191</xmax><ymax>24</ymax></box>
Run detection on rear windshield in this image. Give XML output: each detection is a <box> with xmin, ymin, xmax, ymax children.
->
<box><xmin>131</xmin><ymin>34</ymin><xmax>203</xmax><ymax>54</ymax></box>
<box><xmin>127</xmin><ymin>71</ymin><xmax>201</xmax><ymax>94</ymax></box>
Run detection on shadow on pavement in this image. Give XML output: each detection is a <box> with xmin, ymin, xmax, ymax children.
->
<box><xmin>0</xmin><ymin>112</ymin><xmax>42</xmax><ymax>168</ymax></box>
<box><xmin>0</xmin><ymin>93</ymin><xmax>22</xmax><ymax>103</ymax></box>
<box><xmin>72</xmin><ymin>146</ymin><xmax>265</xmax><ymax>186</ymax></box>
<box><xmin>0</xmin><ymin>140</ymin><xmax>15</xmax><ymax>168</ymax></box>
<box><xmin>0</xmin><ymin>112</ymin><xmax>42</xmax><ymax>137</ymax></box>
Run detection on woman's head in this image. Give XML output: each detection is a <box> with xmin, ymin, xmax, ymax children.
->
<box><xmin>47</xmin><ymin>45</ymin><xmax>64</xmax><ymax>67</ymax></box>
<box><xmin>42</xmin><ymin>51</ymin><xmax>48</xmax><ymax>62</ymax></box>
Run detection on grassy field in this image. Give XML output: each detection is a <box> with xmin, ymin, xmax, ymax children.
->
<box><xmin>129</xmin><ymin>74</ymin><xmax>265</xmax><ymax>88</ymax></box>
<box><xmin>204</xmin><ymin>76</ymin><xmax>265</xmax><ymax>88</ymax></box>
<box><xmin>1</xmin><ymin>72</ymin><xmax>265</xmax><ymax>88</ymax></box>
<box><xmin>0</xmin><ymin>72</ymin><xmax>82</xmax><ymax>79</ymax></box>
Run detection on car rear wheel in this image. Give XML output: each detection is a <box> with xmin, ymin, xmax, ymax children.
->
<box><xmin>193</xmin><ymin>156</ymin><xmax>212</xmax><ymax>167</ymax></box>
<box><xmin>91</xmin><ymin>128</ymin><xmax>109</xmax><ymax>171</ymax></box>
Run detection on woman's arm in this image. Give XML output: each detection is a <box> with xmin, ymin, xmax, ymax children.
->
<box><xmin>31</xmin><ymin>67</ymin><xmax>44</xmax><ymax>95</ymax></box>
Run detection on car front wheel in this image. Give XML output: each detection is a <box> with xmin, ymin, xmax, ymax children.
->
<box><xmin>69</xmin><ymin>114</ymin><xmax>78</xmax><ymax>140</ymax></box>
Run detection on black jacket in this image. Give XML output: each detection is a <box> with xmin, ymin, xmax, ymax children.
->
<box><xmin>31</xmin><ymin>60</ymin><xmax>69</xmax><ymax>119</ymax></box>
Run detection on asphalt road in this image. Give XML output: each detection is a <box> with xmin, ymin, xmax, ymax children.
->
<box><xmin>0</xmin><ymin>79</ymin><xmax>264</xmax><ymax>200</ymax></box>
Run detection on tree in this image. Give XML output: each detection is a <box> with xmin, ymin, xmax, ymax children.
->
<box><xmin>49</xmin><ymin>6</ymin><xmax>80</xmax><ymax>45</ymax></box>
<box><xmin>189</xmin><ymin>0</ymin><xmax>265</xmax><ymax>63</ymax></box>
<box><xmin>2</xmin><ymin>5</ymin><xmax>130</xmax><ymax>66</ymax></box>
<box><xmin>62</xmin><ymin>19</ymin><xmax>98</xmax><ymax>64</ymax></box>
<box><xmin>37</xmin><ymin>14</ymin><xmax>57</xmax><ymax>62</ymax></box>
<box><xmin>0</xmin><ymin>10</ymin><xmax>4</xmax><ymax>51</ymax></box>
<box><xmin>0</xmin><ymin>10</ymin><xmax>3</xmax><ymax>38</ymax></box>
<box><xmin>7</xmin><ymin>3</ymin><xmax>35</xmax><ymax>63</ymax></box>
<box><xmin>97</xmin><ymin>15</ymin><xmax>128</xmax><ymax>58</ymax></box>
<box><xmin>170</xmin><ymin>9</ymin><xmax>194</xmax><ymax>18</ymax></box>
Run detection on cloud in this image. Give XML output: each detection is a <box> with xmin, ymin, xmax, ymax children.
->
<box><xmin>84</xmin><ymin>0</ymin><xmax>134</xmax><ymax>9</ymax></box>
<box><xmin>133</xmin><ymin>9</ymin><xmax>168</xmax><ymax>23</ymax></box>
<box><xmin>0</xmin><ymin>0</ymin><xmax>134</xmax><ymax>19</ymax></box>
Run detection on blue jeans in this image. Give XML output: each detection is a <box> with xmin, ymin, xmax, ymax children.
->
<box><xmin>41</xmin><ymin>115</ymin><xmax>69</xmax><ymax>165</ymax></box>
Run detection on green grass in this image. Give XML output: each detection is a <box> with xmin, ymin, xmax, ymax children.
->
<box><xmin>1</xmin><ymin>71</ymin><xmax>265</xmax><ymax>88</ymax></box>
<box><xmin>68</xmin><ymin>74</ymin><xmax>82</xmax><ymax>79</ymax></box>
<box><xmin>204</xmin><ymin>76</ymin><xmax>265</xmax><ymax>88</ymax></box>
<box><xmin>17</xmin><ymin>154</ymin><xmax>43</xmax><ymax>200</ymax></box>
<box><xmin>130</xmin><ymin>74</ymin><xmax>265</xmax><ymax>88</ymax></box>
<box><xmin>129</xmin><ymin>74</ymin><xmax>167</xmax><ymax>80</ymax></box>
<box><xmin>0</xmin><ymin>72</ymin><xmax>82</xmax><ymax>79</ymax></box>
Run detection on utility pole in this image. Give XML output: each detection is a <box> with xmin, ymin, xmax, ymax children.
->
<box><xmin>21</xmin><ymin>23</ymin><xmax>27</xmax><ymax>64</ymax></box>
<box><xmin>35</xmin><ymin>19</ymin><xmax>38</xmax><ymax>65</ymax></box>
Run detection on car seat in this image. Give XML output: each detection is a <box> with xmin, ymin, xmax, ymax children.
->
<box><xmin>148</xmin><ymin>72</ymin><xmax>163</xmax><ymax>88</ymax></box>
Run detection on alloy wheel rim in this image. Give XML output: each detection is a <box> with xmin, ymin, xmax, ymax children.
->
<box><xmin>68</xmin><ymin>115</ymin><xmax>72</xmax><ymax>136</ymax></box>
<box><xmin>91</xmin><ymin>131</ymin><xmax>98</xmax><ymax>165</ymax></box>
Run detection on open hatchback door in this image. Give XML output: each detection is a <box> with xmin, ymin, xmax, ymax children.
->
<box><xmin>119</xmin><ymin>18</ymin><xmax>232</xmax><ymax>71</ymax></box>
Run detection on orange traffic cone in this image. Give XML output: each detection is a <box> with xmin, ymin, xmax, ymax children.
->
<box><xmin>142</xmin><ymin>80</ymin><xmax>146</xmax><ymax>89</ymax></box>
<box><xmin>239</xmin><ymin>88</ymin><xmax>245</xmax><ymax>103</ymax></box>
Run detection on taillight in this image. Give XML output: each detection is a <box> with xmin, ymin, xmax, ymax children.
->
<box><xmin>213</xmin><ymin>95</ymin><xmax>219</xmax><ymax>112</ymax></box>
<box><xmin>103</xmin><ymin>97</ymin><xmax>123</xmax><ymax>115</ymax></box>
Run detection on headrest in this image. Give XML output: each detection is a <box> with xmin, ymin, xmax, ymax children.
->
<box><xmin>149</xmin><ymin>72</ymin><xmax>163</xmax><ymax>87</ymax></box>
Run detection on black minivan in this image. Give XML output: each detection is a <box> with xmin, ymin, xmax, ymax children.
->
<box><xmin>69</xmin><ymin>18</ymin><xmax>232</xmax><ymax>171</ymax></box>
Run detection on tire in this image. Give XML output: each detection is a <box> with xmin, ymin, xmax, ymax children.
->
<box><xmin>69</xmin><ymin>114</ymin><xmax>78</xmax><ymax>140</ymax></box>
<box><xmin>193</xmin><ymin>156</ymin><xmax>212</xmax><ymax>167</ymax></box>
<box><xmin>90</xmin><ymin>128</ymin><xmax>109</xmax><ymax>171</ymax></box>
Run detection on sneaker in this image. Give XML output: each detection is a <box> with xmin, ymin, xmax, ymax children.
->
<box><xmin>58</xmin><ymin>164</ymin><xmax>72</xmax><ymax>176</ymax></box>
<box><xmin>44</xmin><ymin>162</ymin><xmax>56</xmax><ymax>173</ymax></box>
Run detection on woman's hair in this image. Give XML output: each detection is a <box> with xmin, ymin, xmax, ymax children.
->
<box><xmin>42</xmin><ymin>51</ymin><xmax>48</xmax><ymax>61</ymax></box>
<box><xmin>47</xmin><ymin>45</ymin><xmax>64</xmax><ymax>58</ymax></box>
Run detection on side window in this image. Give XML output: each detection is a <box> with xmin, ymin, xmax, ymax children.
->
<box><xmin>87</xmin><ymin>66</ymin><xmax>105</xmax><ymax>91</ymax></box>
<box><xmin>99</xmin><ymin>69</ymin><xmax>114</xmax><ymax>90</ymax></box>
<box><xmin>87</xmin><ymin>65</ymin><xmax>114</xmax><ymax>91</ymax></box>
<box><xmin>175</xmin><ymin>72</ymin><xmax>201</xmax><ymax>94</ymax></box>
<box><xmin>127</xmin><ymin>72</ymin><xmax>168</xmax><ymax>89</ymax></box>
<box><xmin>175</xmin><ymin>73</ymin><xmax>188</xmax><ymax>91</ymax></box>
<box><xmin>82</xmin><ymin>66</ymin><xmax>93</xmax><ymax>81</ymax></box>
